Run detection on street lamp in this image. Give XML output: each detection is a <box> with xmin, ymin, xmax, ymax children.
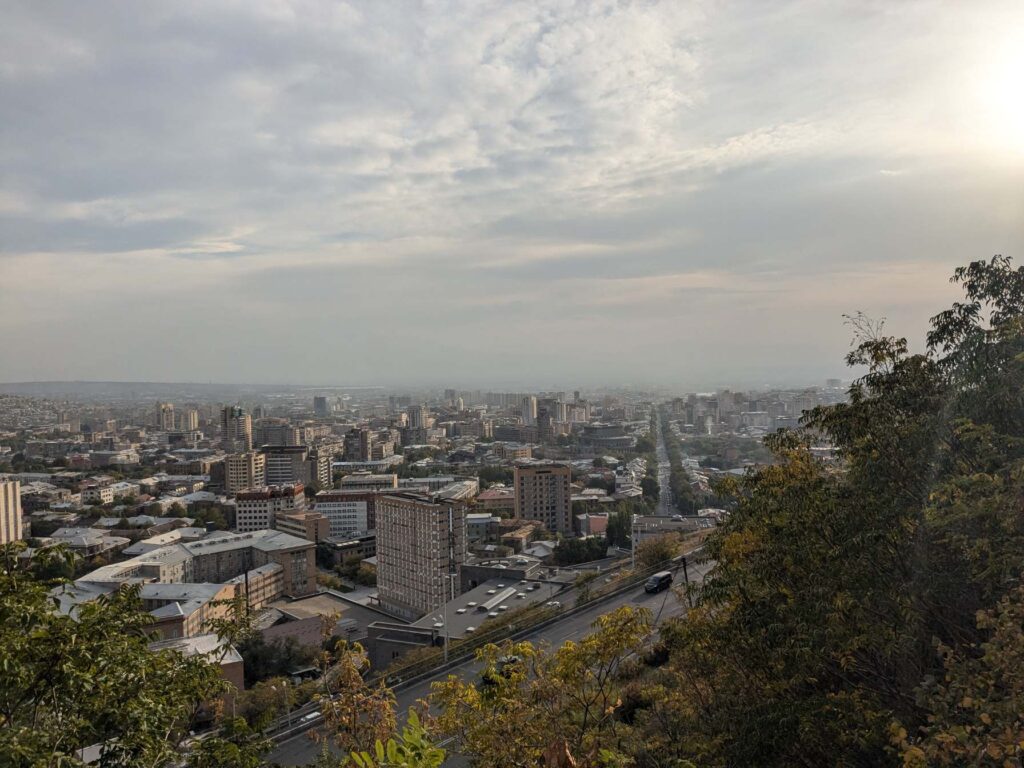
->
<box><xmin>270</xmin><ymin>683</ymin><xmax>291</xmax><ymax>728</ymax></box>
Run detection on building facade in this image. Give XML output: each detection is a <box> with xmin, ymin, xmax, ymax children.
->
<box><xmin>314</xmin><ymin>489</ymin><xmax>380</xmax><ymax>537</ymax></box>
<box><xmin>275</xmin><ymin>510</ymin><xmax>329</xmax><ymax>543</ymax></box>
<box><xmin>375</xmin><ymin>492</ymin><xmax>466</xmax><ymax>620</ymax></box>
<box><xmin>225</xmin><ymin>452</ymin><xmax>266</xmax><ymax>494</ymax></box>
<box><xmin>220</xmin><ymin>406</ymin><xmax>253</xmax><ymax>452</ymax></box>
<box><xmin>514</xmin><ymin>461</ymin><xmax>573</xmax><ymax>534</ymax></box>
<box><xmin>0</xmin><ymin>480</ymin><xmax>23</xmax><ymax>544</ymax></box>
<box><xmin>235</xmin><ymin>484</ymin><xmax>306</xmax><ymax>532</ymax></box>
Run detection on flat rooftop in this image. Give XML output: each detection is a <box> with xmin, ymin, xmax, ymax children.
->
<box><xmin>411</xmin><ymin>577</ymin><xmax>566</xmax><ymax>639</ymax></box>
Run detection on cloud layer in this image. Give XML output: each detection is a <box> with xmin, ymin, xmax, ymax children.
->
<box><xmin>2</xmin><ymin>0</ymin><xmax>1022</xmax><ymax>388</ymax></box>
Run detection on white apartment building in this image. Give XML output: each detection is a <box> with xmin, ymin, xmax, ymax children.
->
<box><xmin>314</xmin><ymin>490</ymin><xmax>374</xmax><ymax>537</ymax></box>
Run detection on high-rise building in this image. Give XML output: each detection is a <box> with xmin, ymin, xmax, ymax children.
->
<box><xmin>408</xmin><ymin>404</ymin><xmax>427</xmax><ymax>429</ymax></box>
<box><xmin>235</xmin><ymin>484</ymin><xmax>306</xmax><ymax>532</ymax></box>
<box><xmin>514</xmin><ymin>461</ymin><xmax>572</xmax><ymax>534</ymax></box>
<box><xmin>177</xmin><ymin>408</ymin><xmax>199</xmax><ymax>431</ymax></box>
<box><xmin>155</xmin><ymin>402</ymin><xmax>175</xmax><ymax>431</ymax></box>
<box><xmin>313</xmin><ymin>396</ymin><xmax>330</xmax><ymax>418</ymax></box>
<box><xmin>521</xmin><ymin>395</ymin><xmax>537</xmax><ymax>426</ymax></box>
<box><xmin>0</xmin><ymin>480</ymin><xmax>24</xmax><ymax>544</ymax></box>
<box><xmin>344</xmin><ymin>428</ymin><xmax>372</xmax><ymax>462</ymax></box>
<box><xmin>225</xmin><ymin>452</ymin><xmax>266</xmax><ymax>494</ymax></box>
<box><xmin>221</xmin><ymin>406</ymin><xmax>253</xmax><ymax>452</ymax></box>
<box><xmin>255</xmin><ymin>420</ymin><xmax>302</xmax><ymax>447</ymax></box>
<box><xmin>261</xmin><ymin>445</ymin><xmax>331</xmax><ymax>489</ymax></box>
<box><xmin>376</xmin><ymin>492</ymin><xmax>466</xmax><ymax>620</ymax></box>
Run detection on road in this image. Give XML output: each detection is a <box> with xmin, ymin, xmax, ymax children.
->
<box><xmin>266</xmin><ymin>558</ymin><xmax>714</xmax><ymax>766</ymax></box>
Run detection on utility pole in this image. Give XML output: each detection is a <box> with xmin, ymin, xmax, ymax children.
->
<box><xmin>681</xmin><ymin>556</ymin><xmax>693</xmax><ymax>608</ymax></box>
<box><xmin>631</xmin><ymin>514</ymin><xmax>637</xmax><ymax>569</ymax></box>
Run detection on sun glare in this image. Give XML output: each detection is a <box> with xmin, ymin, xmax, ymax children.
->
<box><xmin>974</xmin><ymin>40</ymin><xmax>1024</xmax><ymax>155</ymax></box>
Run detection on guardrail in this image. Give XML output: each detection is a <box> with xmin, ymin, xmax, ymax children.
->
<box><xmin>265</xmin><ymin>546</ymin><xmax>706</xmax><ymax>742</ymax></box>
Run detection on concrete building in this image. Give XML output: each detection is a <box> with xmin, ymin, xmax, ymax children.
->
<box><xmin>177</xmin><ymin>408</ymin><xmax>200</xmax><ymax>431</ymax></box>
<box><xmin>82</xmin><ymin>485</ymin><xmax>115</xmax><ymax>505</ymax></box>
<box><xmin>261</xmin><ymin>445</ymin><xmax>331</xmax><ymax>489</ymax></box>
<box><xmin>521</xmin><ymin>395</ymin><xmax>537</xmax><ymax>426</ymax></box>
<box><xmin>235</xmin><ymin>484</ymin><xmax>306</xmax><ymax>533</ymax></box>
<box><xmin>155</xmin><ymin>403</ymin><xmax>176</xmax><ymax>431</ymax></box>
<box><xmin>220</xmin><ymin>406</ymin><xmax>253</xmax><ymax>452</ymax></box>
<box><xmin>47</xmin><ymin>527</ymin><xmax>130</xmax><ymax>558</ymax></box>
<box><xmin>376</xmin><ymin>492</ymin><xmax>466</xmax><ymax>620</ymax></box>
<box><xmin>514</xmin><ymin>461</ymin><xmax>573</xmax><ymax>534</ymax></box>
<box><xmin>0</xmin><ymin>481</ymin><xmax>23</xmax><ymax>548</ymax></box>
<box><xmin>407</xmin><ymin>404</ymin><xmax>427</xmax><ymax>430</ymax></box>
<box><xmin>339</xmin><ymin>472</ymin><xmax>399</xmax><ymax>491</ymax></box>
<box><xmin>255</xmin><ymin>421</ymin><xmax>302</xmax><ymax>447</ymax></box>
<box><xmin>343</xmin><ymin>428</ymin><xmax>372</xmax><ymax>462</ymax></box>
<box><xmin>314</xmin><ymin>489</ymin><xmax>379</xmax><ymax>537</ymax></box>
<box><xmin>58</xmin><ymin>529</ymin><xmax>317</xmax><ymax>637</ymax></box>
<box><xmin>313</xmin><ymin>396</ymin><xmax>330</xmax><ymax>418</ymax></box>
<box><xmin>225</xmin><ymin>452</ymin><xmax>266</xmax><ymax>494</ymax></box>
<box><xmin>476</xmin><ymin>485</ymin><xmax>516</xmax><ymax>516</ymax></box>
<box><xmin>275</xmin><ymin>510</ymin><xmax>329</xmax><ymax>543</ymax></box>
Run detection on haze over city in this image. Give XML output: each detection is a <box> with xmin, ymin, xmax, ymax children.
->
<box><xmin>3</xmin><ymin>1</ymin><xmax>1021</xmax><ymax>387</ymax></box>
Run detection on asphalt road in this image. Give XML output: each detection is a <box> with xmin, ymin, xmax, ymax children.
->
<box><xmin>267</xmin><ymin>558</ymin><xmax>714</xmax><ymax>766</ymax></box>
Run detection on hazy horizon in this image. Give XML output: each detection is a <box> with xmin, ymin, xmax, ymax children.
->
<box><xmin>2</xmin><ymin>1</ymin><xmax>1022</xmax><ymax>385</ymax></box>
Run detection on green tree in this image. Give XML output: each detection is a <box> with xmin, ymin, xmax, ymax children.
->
<box><xmin>237</xmin><ymin>633</ymin><xmax>317</xmax><ymax>687</ymax></box>
<box><xmin>634</xmin><ymin>534</ymin><xmax>678</xmax><ymax>571</ymax></box>
<box><xmin>639</xmin><ymin>476</ymin><xmax>660</xmax><ymax>501</ymax></box>
<box><xmin>431</xmin><ymin>607</ymin><xmax>651</xmax><ymax>768</ymax></box>
<box><xmin>186</xmin><ymin>717</ymin><xmax>271</xmax><ymax>768</ymax></box>
<box><xmin>605</xmin><ymin>507</ymin><xmax>633</xmax><ymax>548</ymax></box>
<box><xmin>630</xmin><ymin>258</ymin><xmax>1024</xmax><ymax>768</ymax></box>
<box><xmin>0</xmin><ymin>543</ymin><xmax>228</xmax><ymax>767</ymax></box>
<box><xmin>348</xmin><ymin>710</ymin><xmax>446</xmax><ymax>768</ymax></box>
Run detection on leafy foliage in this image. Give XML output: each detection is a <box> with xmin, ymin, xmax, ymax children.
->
<box><xmin>626</xmin><ymin>257</ymin><xmax>1024</xmax><ymax>767</ymax></box>
<box><xmin>0</xmin><ymin>543</ymin><xmax>228</xmax><ymax>768</ymax></box>
<box><xmin>348</xmin><ymin>710</ymin><xmax>446</xmax><ymax>768</ymax></box>
<box><xmin>554</xmin><ymin>536</ymin><xmax>608</xmax><ymax>566</ymax></box>
<box><xmin>431</xmin><ymin>607</ymin><xmax>652</xmax><ymax>767</ymax></box>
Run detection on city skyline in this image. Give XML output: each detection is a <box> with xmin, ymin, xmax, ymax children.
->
<box><xmin>3</xmin><ymin>1</ymin><xmax>1022</xmax><ymax>386</ymax></box>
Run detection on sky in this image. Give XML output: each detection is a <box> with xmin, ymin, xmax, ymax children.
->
<box><xmin>1</xmin><ymin>0</ymin><xmax>1022</xmax><ymax>390</ymax></box>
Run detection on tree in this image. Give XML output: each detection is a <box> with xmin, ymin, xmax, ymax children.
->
<box><xmin>237</xmin><ymin>633</ymin><xmax>316</xmax><ymax>687</ymax></box>
<box><xmin>640</xmin><ymin>476</ymin><xmax>659</xmax><ymax>501</ymax></box>
<box><xmin>431</xmin><ymin>606</ymin><xmax>651</xmax><ymax>768</ymax></box>
<box><xmin>634</xmin><ymin>435</ymin><xmax>655</xmax><ymax>454</ymax></box>
<box><xmin>635</xmin><ymin>534</ymin><xmax>678</xmax><ymax>571</ymax></box>
<box><xmin>315</xmin><ymin>642</ymin><xmax>397</xmax><ymax>754</ymax></box>
<box><xmin>237</xmin><ymin>676</ymin><xmax>297</xmax><ymax>729</ymax></box>
<box><xmin>0</xmin><ymin>543</ymin><xmax>228</xmax><ymax>767</ymax></box>
<box><xmin>623</xmin><ymin>258</ymin><xmax>1024</xmax><ymax>768</ymax></box>
<box><xmin>605</xmin><ymin>507</ymin><xmax>633</xmax><ymax>549</ymax></box>
<box><xmin>186</xmin><ymin>717</ymin><xmax>271</xmax><ymax>768</ymax></box>
<box><xmin>553</xmin><ymin>537</ymin><xmax>608</xmax><ymax>566</ymax></box>
<box><xmin>895</xmin><ymin>586</ymin><xmax>1024</xmax><ymax>767</ymax></box>
<box><xmin>348</xmin><ymin>710</ymin><xmax>446</xmax><ymax>768</ymax></box>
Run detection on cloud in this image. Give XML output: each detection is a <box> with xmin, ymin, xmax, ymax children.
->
<box><xmin>1</xmin><ymin>0</ymin><xmax>1022</xmax><ymax>386</ymax></box>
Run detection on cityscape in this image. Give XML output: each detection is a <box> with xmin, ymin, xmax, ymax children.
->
<box><xmin>3</xmin><ymin>1</ymin><xmax>1023</xmax><ymax>767</ymax></box>
<box><xmin>1</xmin><ymin>380</ymin><xmax>847</xmax><ymax>764</ymax></box>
